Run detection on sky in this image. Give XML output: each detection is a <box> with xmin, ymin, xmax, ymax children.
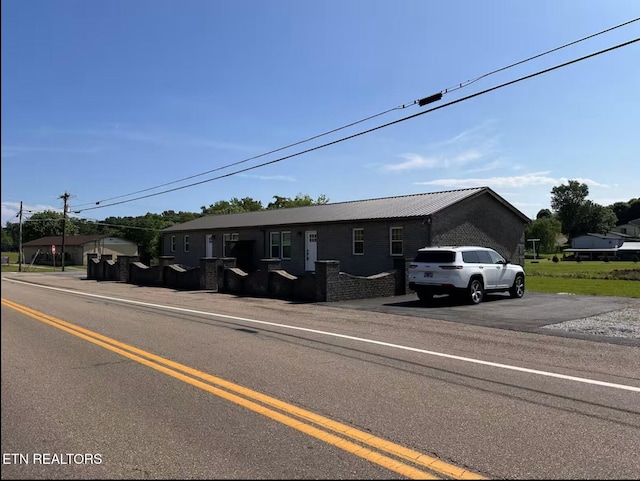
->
<box><xmin>2</xmin><ymin>1</ymin><xmax>639</xmax><ymax>228</ymax></box>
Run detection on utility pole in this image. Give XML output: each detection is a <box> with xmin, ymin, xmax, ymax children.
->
<box><xmin>60</xmin><ymin>192</ymin><xmax>70</xmax><ymax>272</ymax></box>
<box><xmin>18</xmin><ymin>201</ymin><xmax>23</xmax><ymax>272</ymax></box>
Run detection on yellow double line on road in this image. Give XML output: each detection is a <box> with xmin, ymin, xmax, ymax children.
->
<box><xmin>2</xmin><ymin>298</ymin><xmax>485</xmax><ymax>480</ymax></box>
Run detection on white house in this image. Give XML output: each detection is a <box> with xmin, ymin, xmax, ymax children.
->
<box><xmin>612</xmin><ymin>218</ymin><xmax>640</xmax><ymax>238</ymax></box>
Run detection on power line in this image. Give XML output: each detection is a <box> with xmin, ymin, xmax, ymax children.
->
<box><xmin>71</xmin><ymin>104</ymin><xmax>412</xmax><ymax>209</ymax></box>
<box><xmin>76</xmin><ymin>37</ymin><xmax>639</xmax><ymax>214</ymax></box>
<box><xmin>440</xmin><ymin>16</ymin><xmax>640</xmax><ymax>94</ymax></box>
<box><xmin>72</xmin><ymin>17</ymin><xmax>639</xmax><ymax>210</ymax></box>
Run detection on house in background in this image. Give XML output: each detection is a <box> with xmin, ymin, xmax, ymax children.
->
<box><xmin>612</xmin><ymin>218</ymin><xmax>640</xmax><ymax>238</ymax></box>
<box><xmin>22</xmin><ymin>235</ymin><xmax>138</xmax><ymax>266</ymax></box>
<box><xmin>570</xmin><ymin>233</ymin><xmax>628</xmax><ymax>249</ymax></box>
<box><xmin>160</xmin><ymin>187</ymin><xmax>529</xmax><ymax>276</ymax></box>
<box><xmin>563</xmin><ymin>231</ymin><xmax>640</xmax><ymax>260</ymax></box>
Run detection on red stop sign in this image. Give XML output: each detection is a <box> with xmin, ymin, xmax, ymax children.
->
<box><xmin>52</xmin><ymin>244</ymin><xmax>56</xmax><ymax>254</ymax></box>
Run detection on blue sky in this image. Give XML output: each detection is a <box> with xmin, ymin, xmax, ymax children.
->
<box><xmin>2</xmin><ymin>1</ymin><xmax>639</xmax><ymax>227</ymax></box>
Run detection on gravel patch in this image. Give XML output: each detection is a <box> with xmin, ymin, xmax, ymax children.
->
<box><xmin>541</xmin><ymin>306</ymin><xmax>640</xmax><ymax>339</ymax></box>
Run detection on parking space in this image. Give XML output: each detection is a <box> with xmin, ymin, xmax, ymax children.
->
<box><xmin>330</xmin><ymin>291</ymin><xmax>640</xmax><ymax>343</ymax></box>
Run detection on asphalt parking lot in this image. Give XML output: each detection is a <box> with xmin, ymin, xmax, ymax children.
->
<box><xmin>330</xmin><ymin>291</ymin><xmax>640</xmax><ymax>343</ymax></box>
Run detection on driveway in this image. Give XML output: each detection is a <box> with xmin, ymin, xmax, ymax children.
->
<box><xmin>330</xmin><ymin>291</ymin><xmax>640</xmax><ymax>345</ymax></box>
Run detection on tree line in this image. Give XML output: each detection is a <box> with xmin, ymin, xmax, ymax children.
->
<box><xmin>525</xmin><ymin>180</ymin><xmax>639</xmax><ymax>254</ymax></box>
<box><xmin>1</xmin><ymin>193</ymin><xmax>329</xmax><ymax>263</ymax></box>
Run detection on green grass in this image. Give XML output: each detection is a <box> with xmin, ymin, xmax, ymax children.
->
<box><xmin>526</xmin><ymin>276</ymin><xmax>639</xmax><ymax>298</ymax></box>
<box><xmin>525</xmin><ymin>259</ymin><xmax>640</xmax><ymax>298</ymax></box>
<box><xmin>525</xmin><ymin>259</ymin><xmax>639</xmax><ymax>276</ymax></box>
<box><xmin>1</xmin><ymin>251</ymin><xmax>84</xmax><ymax>273</ymax></box>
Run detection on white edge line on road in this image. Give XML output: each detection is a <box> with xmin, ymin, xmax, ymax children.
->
<box><xmin>4</xmin><ymin>277</ymin><xmax>639</xmax><ymax>392</ymax></box>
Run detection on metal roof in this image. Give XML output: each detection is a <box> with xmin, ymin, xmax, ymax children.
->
<box><xmin>22</xmin><ymin>235</ymin><xmax>111</xmax><ymax>247</ymax></box>
<box><xmin>162</xmin><ymin>187</ymin><xmax>528</xmax><ymax>233</ymax></box>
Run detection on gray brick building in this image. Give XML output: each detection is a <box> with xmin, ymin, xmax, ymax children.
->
<box><xmin>160</xmin><ymin>187</ymin><xmax>530</xmax><ymax>275</ymax></box>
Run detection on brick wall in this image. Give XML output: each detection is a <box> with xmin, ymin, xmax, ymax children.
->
<box><xmin>431</xmin><ymin>194</ymin><xmax>526</xmax><ymax>266</ymax></box>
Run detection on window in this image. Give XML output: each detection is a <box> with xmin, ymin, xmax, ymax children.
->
<box><xmin>487</xmin><ymin>250</ymin><xmax>505</xmax><ymax>264</ymax></box>
<box><xmin>270</xmin><ymin>231</ymin><xmax>291</xmax><ymax>259</ymax></box>
<box><xmin>170</xmin><ymin>236</ymin><xmax>176</xmax><ymax>253</ymax></box>
<box><xmin>281</xmin><ymin>231</ymin><xmax>291</xmax><ymax>259</ymax></box>
<box><xmin>270</xmin><ymin>232</ymin><xmax>281</xmax><ymax>258</ymax></box>
<box><xmin>462</xmin><ymin>251</ymin><xmax>480</xmax><ymax>263</ymax></box>
<box><xmin>416</xmin><ymin>250</ymin><xmax>456</xmax><ymax>263</ymax></box>
<box><xmin>353</xmin><ymin>228</ymin><xmax>364</xmax><ymax>255</ymax></box>
<box><xmin>390</xmin><ymin>227</ymin><xmax>403</xmax><ymax>255</ymax></box>
<box><xmin>223</xmin><ymin>233</ymin><xmax>239</xmax><ymax>256</ymax></box>
<box><xmin>184</xmin><ymin>235</ymin><xmax>190</xmax><ymax>252</ymax></box>
<box><xmin>475</xmin><ymin>250</ymin><xmax>492</xmax><ymax>263</ymax></box>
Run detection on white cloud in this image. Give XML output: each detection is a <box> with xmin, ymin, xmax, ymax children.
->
<box><xmin>414</xmin><ymin>172</ymin><xmax>615</xmax><ymax>190</ymax></box>
<box><xmin>381</xmin><ymin>121</ymin><xmax>500</xmax><ymax>172</ymax></box>
<box><xmin>414</xmin><ymin>172</ymin><xmax>559</xmax><ymax>188</ymax></box>
<box><xmin>556</xmin><ymin>177</ymin><xmax>611</xmax><ymax>188</ymax></box>
<box><xmin>382</xmin><ymin>153</ymin><xmax>439</xmax><ymax>171</ymax></box>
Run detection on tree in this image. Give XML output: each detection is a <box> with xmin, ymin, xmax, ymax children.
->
<box><xmin>525</xmin><ymin>216</ymin><xmax>562</xmax><ymax>253</ymax></box>
<box><xmin>2</xmin><ymin>223</ymin><xmax>19</xmax><ymax>251</ymax></box>
<box><xmin>266</xmin><ymin>193</ymin><xmax>329</xmax><ymax>209</ymax></box>
<box><xmin>103</xmin><ymin>213</ymin><xmax>172</xmax><ymax>264</ymax></box>
<box><xmin>550</xmin><ymin>180</ymin><xmax>589</xmax><ymax>238</ymax></box>
<box><xmin>609</xmin><ymin>198</ymin><xmax>640</xmax><ymax>225</ymax></box>
<box><xmin>71</xmin><ymin>218</ymin><xmax>108</xmax><ymax>235</ymax></box>
<box><xmin>535</xmin><ymin>209</ymin><xmax>553</xmax><ymax>219</ymax></box>
<box><xmin>21</xmin><ymin>210</ymin><xmax>78</xmax><ymax>243</ymax></box>
<box><xmin>201</xmin><ymin>197</ymin><xmax>263</xmax><ymax>215</ymax></box>
<box><xmin>572</xmin><ymin>201</ymin><xmax>618</xmax><ymax>236</ymax></box>
<box><xmin>161</xmin><ymin>210</ymin><xmax>201</xmax><ymax>225</ymax></box>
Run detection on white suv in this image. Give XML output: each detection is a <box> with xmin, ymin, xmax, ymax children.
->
<box><xmin>408</xmin><ymin>246</ymin><xmax>525</xmax><ymax>305</ymax></box>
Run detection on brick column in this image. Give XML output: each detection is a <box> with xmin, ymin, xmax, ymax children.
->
<box><xmin>157</xmin><ymin>256</ymin><xmax>175</xmax><ymax>285</ymax></box>
<box><xmin>259</xmin><ymin>258</ymin><xmax>282</xmax><ymax>296</ymax></box>
<box><xmin>158</xmin><ymin>256</ymin><xmax>175</xmax><ymax>268</ymax></box>
<box><xmin>199</xmin><ymin>257</ymin><xmax>218</xmax><ymax>290</ymax></box>
<box><xmin>98</xmin><ymin>254</ymin><xmax>112</xmax><ymax>280</ymax></box>
<box><xmin>216</xmin><ymin>257</ymin><xmax>237</xmax><ymax>292</ymax></box>
<box><xmin>393</xmin><ymin>257</ymin><xmax>413</xmax><ymax>295</ymax></box>
<box><xmin>117</xmin><ymin>255</ymin><xmax>139</xmax><ymax>283</ymax></box>
<box><xmin>315</xmin><ymin>260</ymin><xmax>340</xmax><ymax>302</ymax></box>
<box><xmin>87</xmin><ymin>253</ymin><xmax>99</xmax><ymax>279</ymax></box>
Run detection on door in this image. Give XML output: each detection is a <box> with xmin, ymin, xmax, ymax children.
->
<box><xmin>305</xmin><ymin>231</ymin><xmax>317</xmax><ymax>271</ymax></box>
<box><xmin>475</xmin><ymin>250</ymin><xmax>498</xmax><ymax>289</ymax></box>
<box><xmin>206</xmin><ymin>234</ymin><xmax>214</xmax><ymax>257</ymax></box>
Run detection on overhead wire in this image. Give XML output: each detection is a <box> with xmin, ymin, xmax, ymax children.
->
<box><xmin>75</xmin><ymin>37</ymin><xmax>639</xmax><ymax>214</ymax></box>
<box><xmin>440</xmin><ymin>16</ymin><xmax>640</xmax><ymax>94</ymax></box>
<box><xmin>71</xmin><ymin>104</ymin><xmax>411</xmax><ymax>208</ymax></box>
<box><xmin>72</xmin><ymin>17</ymin><xmax>639</xmax><ymax>210</ymax></box>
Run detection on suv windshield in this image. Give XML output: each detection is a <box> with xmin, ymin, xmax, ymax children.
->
<box><xmin>413</xmin><ymin>251</ymin><xmax>456</xmax><ymax>263</ymax></box>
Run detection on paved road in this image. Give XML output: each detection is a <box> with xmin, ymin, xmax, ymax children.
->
<box><xmin>2</xmin><ymin>273</ymin><xmax>639</xmax><ymax>479</ymax></box>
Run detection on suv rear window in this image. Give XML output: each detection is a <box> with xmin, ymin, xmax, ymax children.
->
<box><xmin>413</xmin><ymin>251</ymin><xmax>456</xmax><ymax>263</ymax></box>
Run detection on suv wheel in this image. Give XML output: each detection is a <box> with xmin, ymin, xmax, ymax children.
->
<box><xmin>468</xmin><ymin>278</ymin><xmax>484</xmax><ymax>305</ymax></box>
<box><xmin>416</xmin><ymin>289</ymin><xmax>433</xmax><ymax>304</ymax></box>
<box><xmin>510</xmin><ymin>274</ymin><xmax>525</xmax><ymax>298</ymax></box>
